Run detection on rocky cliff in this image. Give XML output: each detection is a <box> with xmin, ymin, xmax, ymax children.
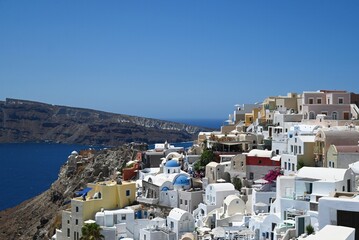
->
<box><xmin>0</xmin><ymin>98</ymin><xmax>211</xmax><ymax>145</ymax></box>
<box><xmin>0</xmin><ymin>143</ymin><xmax>147</xmax><ymax>240</ymax></box>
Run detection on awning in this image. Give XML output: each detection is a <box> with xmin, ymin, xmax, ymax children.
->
<box><xmin>271</xmin><ymin>155</ymin><xmax>281</xmax><ymax>161</ymax></box>
<box><xmin>75</xmin><ymin>187</ymin><xmax>92</xmax><ymax>196</ymax></box>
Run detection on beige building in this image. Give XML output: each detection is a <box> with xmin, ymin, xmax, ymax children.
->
<box><xmin>314</xmin><ymin>129</ymin><xmax>359</xmax><ymax>167</ymax></box>
<box><xmin>327</xmin><ymin>145</ymin><xmax>359</xmax><ymax>169</ymax></box>
<box><xmin>260</xmin><ymin>93</ymin><xmax>302</xmax><ymax>125</ymax></box>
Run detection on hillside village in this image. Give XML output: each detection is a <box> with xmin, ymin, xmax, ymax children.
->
<box><xmin>53</xmin><ymin>90</ymin><xmax>359</xmax><ymax>240</ymax></box>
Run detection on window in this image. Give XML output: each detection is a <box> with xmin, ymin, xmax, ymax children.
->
<box><xmin>67</xmin><ymin>228</ymin><xmax>70</xmax><ymax>237</ymax></box>
<box><xmin>168</xmin><ymin>169</ymin><xmax>170</xmax><ymax>174</ymax></box>
<box><xmin>332</xmin><ymin>112</ymin><xmax>338</xmax><ymax>120</ymax></box>
<box><xmin>121</xmin><ymin>214</ymin><xmax>126</xmax><ymax>220</ymax></box>
<box><xmin>76</xmin><ymin>206</ymin><xmax>79</xmax><ymax>212</ymax></box>
<box><xmin>339</xmin><ymin>98</ymin><xmax>344</xmax><ymax>104</ymax></box>
<box><xmin>180</xmin><ymin>199</ymin><xmax>183</xmax><ymax>204</ymax></box>
<box><xmin>185</xmin><ymin>200</ymin><xmax>188</xmax><ymax>205</ymax></box>
<box><xmin>126</xmin><ymin>190</ymin><xmax>130</xmax><ymax>196</ymax></box>
<box><xmin>284</xmin><ymin>162</ymin><xmax>287</xmax><ymax>170</ymax></box>
<box><xmin>288</xmin><ymin>163</ymin><xmax>291</xmax><ymax>170</ymax></box>
<box><xmin>75</xmin><ymin>219</ymin><xmax>78</xmax><ymax>225</ymax></box>
<box><xmin>291</xmin><ymin>145</ymin><xmax>294</xmax><ymax>153</ymax></box>
<box><xmin>299</xmin><ymin>146</ymin><xmax>302</xmax><ymax>154</ymax></box>
<box><xmin>276</xmin><ymin>149</ymin><xmax>279</xmax><ymax>154</ymax></box>
<box><xmin>317</xmin><ymin>98</ymin><xmax>322</xmax><ymax>104</ymax></box>
<box><xmin>144</xmin><ymin>235</ymin><xmax>146</xmax><ymax>240</ymax></box>
<box><xmin>309</xmin><ymin>111</ymin><xmax>315</xmax><ymax>119</ymax></box>
<box><xmin>292</xmin><ymin>163</ymin><xmax>295</xmax><ymax>171</ymax></box>
<box><xmin>249</xmin><ymin>172</ymin><xmax>254</xmax><ymax>180</ymax></box>
<box><xmin>309</xmin><ymin>98</ymin><xmax>314</xmax><ymax>104</ymax></box>
<box><xmin>170</xmin><ymin>221</ymin><xmax>174</xmax><ymax>229</ymax></box>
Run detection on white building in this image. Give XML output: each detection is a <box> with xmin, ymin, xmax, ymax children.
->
<box><xmin>194</xmin><ymin>183</ymin><xmax>238</xmax><ymax>227</ymax></box>
<box><xmin>203</xmin><ymin>195</ymin><xmax>246</xmax><ymax>228</ymax></box>
<box><xmin>273</xmin><ymin>167</ymin><xmax>354</xmax><ymax>239</ymax></box>
<box><xmin>281</xmin><ymin>134</ymin><xmax>316</xmax><ymax>175</ymax></box>
<box><xmin>95</xmin><ymin>208</ymin><xmax>135</xmax><ymax>239</ymax></box>
<box><xmin>318</xmin><ymin>193</ymin><xmax>359</xmax><ymax>240</ymax></box>
<box><xmin>301</xmin><ymin>225</ymin><xmax>355</xmax><ymax>240</ymax></box>
<box><xmin>166</xmin><ymin>208</ymin><xmax>195</xmax><ymax>239</ymax></box>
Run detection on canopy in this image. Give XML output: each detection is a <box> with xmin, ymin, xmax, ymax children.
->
<box><xmin>75</xmin><ymin>187</ymin><xmax>92</xmax><ymax>196</ymax></box>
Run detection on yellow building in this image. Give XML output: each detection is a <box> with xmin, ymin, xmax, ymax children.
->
<box><xmin>260</xmin><ymin>93</ymin><xmax>301</xmax><ymax>125</ymax></box>
<box><xmin>56</xmin><ymin>180</ymin><xmax>136</xmax><ymax>240</ymax></box>
<box><xmin>245</xmin><ymin>107</ymin><xmax>260</xmax><ymax>127</ymax></box>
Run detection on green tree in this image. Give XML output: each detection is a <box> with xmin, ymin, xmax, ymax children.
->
<box><xmin>193</xmin><ymin>161</ymin><xmax>203</xmax><ymax>172</ymax></box>
<box><xmin>80</xmin><ymin>223</ymin><xmax>104</xmax><ymax>240</ymax></box>
<box><xmin>200</xmin><ymin>149</ymin><xmax>215</xmax><ymax>167</ymax></box>
<box><xmin>232</xmin><ymin>177</ymin><xmax>242</xmax><ymax>191</ymax></box>
<box><xmin>306</xmin><ymin>224</ymin><xmax>314</xmax><ymax>235</ymax></box>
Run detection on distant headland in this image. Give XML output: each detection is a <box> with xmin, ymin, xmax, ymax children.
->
<box><xmin>0</xmin><ymin>98</ymin><xmax>212</xmax><ymax>146</ymax></box>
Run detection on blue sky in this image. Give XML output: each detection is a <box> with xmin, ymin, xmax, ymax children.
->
<box><xmin>1</xmin><ymin>1</ymin><xmax>359</xmax><ymax>120</ymax></box>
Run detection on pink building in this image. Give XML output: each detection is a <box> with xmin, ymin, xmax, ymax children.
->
<box><xmin>302</xmin><ymin>90</ymin><xmax>352</xmax><ymax>120</ymax></box>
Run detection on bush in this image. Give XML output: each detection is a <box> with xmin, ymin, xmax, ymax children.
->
<box><xmin>306</xmin><ymin>224</ymin><xmax>314</xmax><ymax>235</ymax></box>
<box><xmin>232</xmin><ymin>177</ymin><xmax>242</xmax><ymax>191</ymax></box>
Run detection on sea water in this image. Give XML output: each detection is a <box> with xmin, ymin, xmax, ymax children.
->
<box><xmin>0</xmin><ymin>143</ymin><xmax>93</xmax><ymax>210</ymax></box>
<box><xmin>0</xmin><ymin>119</ymin><xmax>220</xmax><ymax>211</ymax></box>
<box><xmin>0</xmin><ymin>141</ymin><xmax>195</xmax><ymax>211</ymax></box>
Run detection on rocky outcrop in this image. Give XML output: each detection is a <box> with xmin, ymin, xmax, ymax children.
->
<box><xmin>0</xmin><ymin>98</ymin><xmax>211</xmax><ymax>145</ymax></box>
<box><xmin>0</xmin><ymin>143</ymin><xmax>147</xmax><ymax>240</ymax></box>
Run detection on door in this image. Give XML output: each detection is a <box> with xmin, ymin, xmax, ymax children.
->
<box><xmin>344</xmin><ymin>112</ymin><xmax>350</xmax><ymax>120</ymax></box>
<box><xmin>347</xmin><ymin>179</ymin><xmax>351</xmax><ymax>192</ymax></box>
<box><xmin>298</xmin><ymin>217</ymin><xmax>305</xmax><ymax>236</ymax></box>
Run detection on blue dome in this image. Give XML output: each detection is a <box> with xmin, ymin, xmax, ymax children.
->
<box><xmin>173</xmin><ymin>175</ymin><xmax>190</xmax><ymax>186</ymax></box>
<box><xmin>165</xmin><ymin>159</ymin><xmax>180</xmax><ymax>168</ymax></box>
<box><xmin>161</xmin><ymin>186</ymin><xmax>170</xmax><ymax>191</ymax></box>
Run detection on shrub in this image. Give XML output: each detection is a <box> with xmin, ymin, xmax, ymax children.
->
<box><xmin>306</xmin><ymin>224</ymin><xmax>314</xmax><ymax>235</ymax></box>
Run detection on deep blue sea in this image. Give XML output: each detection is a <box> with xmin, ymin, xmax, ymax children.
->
<box><xmin>0</xmin><ymin>143</ymin><xmax>96</xmax><ymax>211</ymax></box>
<box><xmin>0</xmin><ymin>119</ymin><xmax>217</xmax><ymax>211</ymax></box>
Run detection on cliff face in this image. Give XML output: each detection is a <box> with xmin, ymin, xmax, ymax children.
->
<box><xmin>0</xmin><ymin>144</ymin><xmax>146</xmax><ymax>240</ymax></box>
<box><xmin>0</xmin><ymin>98</ymin><xmax>210</xmax><ymax>145</ymax></box>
